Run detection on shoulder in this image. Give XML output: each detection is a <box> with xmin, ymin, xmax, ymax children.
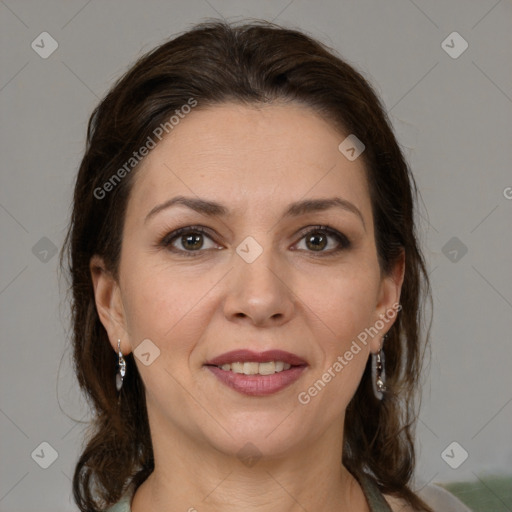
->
<box><xmin>383</xmin><ymin>483</ymin><xmax>472</xmax><ymax>512</ymax></box>
<box><xmin>105</xmin><ymin>495</ymin><xmax>132</xmax><ymax>512</ymax></box>
<box><xmin>417</xmin><ymin>483</ymin><xmax>472</xmax><ymax>512</ymax></box>
<box><xmin>383</xmin><ymin>493</ymin><xmax>415</xmax><ymax>512</ymax></box>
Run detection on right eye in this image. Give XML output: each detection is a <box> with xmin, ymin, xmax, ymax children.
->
<box><xmin>160</xmin><ymin>226</ymin><xmax>221</xmax><ymax>256</ymax></box>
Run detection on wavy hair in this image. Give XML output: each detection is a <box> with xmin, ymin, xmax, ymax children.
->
<box><xmin>61</xmin><ymin>19</ymin><xmax>433</xmax><ymax>512</ymax></box>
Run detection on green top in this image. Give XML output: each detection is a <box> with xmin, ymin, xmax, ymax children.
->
<box><xmin>105</xmin><ymin>472</ymin><xmax>393</xmax><ymax>512</ymax></box>
<box><xmin>356</xmin><ymin>472</ymin><xmax>394</xmax><ymax>511</ymax></box>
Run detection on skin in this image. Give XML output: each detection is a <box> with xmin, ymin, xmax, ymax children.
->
<box><xmin>91</xmin><ymin>102</ymin><xmax>409</xmax><ymax>512</ymax></box>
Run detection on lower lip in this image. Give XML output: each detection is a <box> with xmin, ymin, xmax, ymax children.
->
<box><xmin>205</xmin><ymin>365</ymin><xmax>307</xmax><ymax>396</ymax></box>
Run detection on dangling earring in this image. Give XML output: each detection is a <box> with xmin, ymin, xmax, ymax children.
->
<box><xmin>372</xmin><ymin>334</ymin><xmax>387</xmax><ymax>400</ymax></box>
<box><xmin>116</xmin><ymin>339</ymin><xmax>126</xmax><ymax>392</ymax></box>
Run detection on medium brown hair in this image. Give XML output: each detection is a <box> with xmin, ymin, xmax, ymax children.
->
<box><xmin>61</xmin><ymin>19</ymin><xmax>433</xmax><ymax>512</ymax></box>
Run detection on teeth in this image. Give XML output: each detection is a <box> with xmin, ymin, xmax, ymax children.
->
<box><xmin>243</xmin><ymin>362</ymin><xmax>259</xmax><ymax>375</ymax></box>
<box><xmin>258</xmin><ymin>362</ymin><xmax>275</xmax><ymax>375</ymax></box>
<box><xmin>231</xmin><ymin>362</ymin><xmax>244</xmax><ymax>373</ymax></box>
<box><xmin>217</xmin><ymin>361</ymin><xmax>293</xmax><ymax>375</ymax></box>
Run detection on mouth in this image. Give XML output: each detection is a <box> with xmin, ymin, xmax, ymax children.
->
<box><xmin>208</xmin><ymin>360</ymin><xmax>297</xmax><ymax>375</ymax></box>
<box><xmin>203</xmin><ymin>349</ymin><xmax>308</xmax><ymax>396</ymax></box>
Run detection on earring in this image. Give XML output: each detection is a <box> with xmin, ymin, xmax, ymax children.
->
<box><xmin>371</xmin><ymin>334</ymin><xmax>387</xmax><ymax>400</ymax></box>
<box><xmin>116</xmin><ymin>339</ymin><xmax>126</xmax><ymax>392</ymax></box>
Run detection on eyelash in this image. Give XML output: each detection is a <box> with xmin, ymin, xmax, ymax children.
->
<box><xmin>159</xmin><ymin>225</ymin><xmax>351</xmax><ymax>258</ymax></box>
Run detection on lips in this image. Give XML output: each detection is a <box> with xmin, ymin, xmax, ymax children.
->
<box><xmin>204</xmin><ymin>349</ymin><xmax>308</xmax><ymax>367</ymax></box>
<box><xmin>203</xmin><ymin>349</ymin><xmax>308</xmax><ymax>396</ymax></box>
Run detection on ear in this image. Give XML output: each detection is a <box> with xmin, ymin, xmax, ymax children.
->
<box><xmin>369</xmin><ymin>249</ymin><xmax>405</xmax><ymax>354</ymax></box>
<box><xmin>90</xmin><ymin>255</ymin><xmax>131</xmax><ymax>355</ymax></box>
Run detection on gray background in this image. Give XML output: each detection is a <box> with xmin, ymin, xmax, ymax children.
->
<box><xmin>1</xmin><ymin>1</ymin><xmax>511</xmax><ymax>511</ymax></box>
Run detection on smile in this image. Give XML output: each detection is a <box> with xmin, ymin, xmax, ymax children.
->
<box><xmin>216</xmin><ymin>361</ymin><xmax>292</xmax><ymax>375</ymax></box>
<box><xmin>203</xmin><ymin>349</ymin><xmax>308</xmax><ymax>396</ymax></box>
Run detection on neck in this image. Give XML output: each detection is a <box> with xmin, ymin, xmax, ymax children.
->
<box><xmin>131</xmin><ymin>410</ymin><xmax>369</xmax><ymax>512</ymax></box>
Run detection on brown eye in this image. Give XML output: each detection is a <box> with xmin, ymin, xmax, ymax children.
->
<box><xmin>180</xmin><ymin>232</ymin><xmax>204</xmax><ymax>251</ymax></box>
<box><xmin>295</xmin><ymin>226</ymin><xmax>351</xmax><ymax>254</ymax></box>
<box><xmin>305</xmin><ymin>231</ymin><xmax>328</xmax><ymax>251</ymax></box>
<box><xmin>160</xmin><ymin>226</ymin><xmax>219</xmax><ymax>256</ymax></box>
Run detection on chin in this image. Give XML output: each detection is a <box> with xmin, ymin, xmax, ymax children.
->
<box><xmin>200</xmin><ymin>418</ymin><xmax>304</xmax><ymax>460</ymax></box>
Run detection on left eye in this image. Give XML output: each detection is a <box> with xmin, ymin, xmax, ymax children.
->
<box><xmin>294</xmin><ymin>226</ymin><xmax>350</xmax><ymax>253</ymax></box>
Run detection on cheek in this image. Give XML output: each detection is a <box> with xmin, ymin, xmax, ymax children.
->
<box><xmin>120</xmin><ymin>253</ymin><xmax>213</xmax><ymax>350</ymax></box>
<box><xmin>301</xmin><ymin>263</ymin><xmax>379</xmax><ymax>346</ymax></box>
<box><xmin>297</xmin><ymin>271</ymin><xmax>377</xmax><ymax>420</ymax></box>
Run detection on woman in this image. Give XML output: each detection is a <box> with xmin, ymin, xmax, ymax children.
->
<box><xmin>61</xmin><ymin>20</ymin><xmax>470</xmax><ymax>512</ymax></box>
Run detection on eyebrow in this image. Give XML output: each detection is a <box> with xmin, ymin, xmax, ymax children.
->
<box><xmin>144</xmin><ymin>195</ymin><xmax>366</xmax><ymax>230</ymax></box>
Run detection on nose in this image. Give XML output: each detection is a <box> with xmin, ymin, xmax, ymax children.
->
<box><xmin>222</xmin><ymin>245</ymin><xmax>295</xmax><ymax>327</ymax></box>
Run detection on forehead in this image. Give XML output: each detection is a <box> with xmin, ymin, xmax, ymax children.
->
<box><xmin>127</xmin><ymin>102</ymin><xmax>371</xmax><ymax>221</ymax></box>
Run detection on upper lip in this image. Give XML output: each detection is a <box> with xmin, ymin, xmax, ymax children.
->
<box><xmin>204</xmin><ymin>349</ymin><xmax>308</xmax><ymax>367</ymax></box>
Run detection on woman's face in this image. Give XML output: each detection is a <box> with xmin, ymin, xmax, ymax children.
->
<box><xmin>93</xmin><ymin>102</ymin><xmax>403</xmax><ymax>460</ymax></box>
